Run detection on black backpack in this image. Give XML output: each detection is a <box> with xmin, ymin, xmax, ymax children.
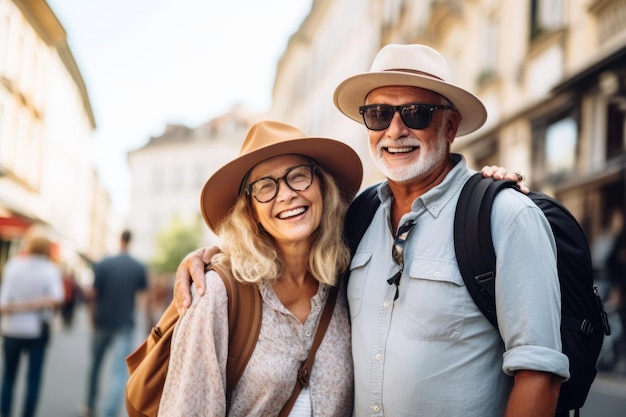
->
<box><xmin>343</xmin><ymin>173</ymin><xmax>611</xmax><ymax>416</ymax></box>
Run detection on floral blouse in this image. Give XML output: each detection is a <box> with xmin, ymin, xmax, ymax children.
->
<box><xmin>158</xmin><ymin>270</ymin><xmax>354</xmax><ymax>416</ymax></box>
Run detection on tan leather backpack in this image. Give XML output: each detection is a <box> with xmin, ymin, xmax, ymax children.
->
<box><xmin>124</xmin><ymin>264</ymin><xmax>262</xmax><ymax>417</ymax></box>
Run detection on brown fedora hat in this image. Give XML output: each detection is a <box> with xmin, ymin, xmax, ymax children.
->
<box><xmin>333</xmin><ymin>44</ymin><xmax>487</xmax><ymax>136</ymax></box>
<box><xmin>200</xmin><ymin>120</ymin><xmax>363</xmax><ymax>232</ymax></box>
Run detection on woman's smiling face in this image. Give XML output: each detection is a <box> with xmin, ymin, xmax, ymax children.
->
<box><xmin>247</xmin><ymin>154</ymin><xmax>323</xmax><ymax>250</ymax></box>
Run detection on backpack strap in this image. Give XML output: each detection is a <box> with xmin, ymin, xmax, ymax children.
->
<box><xmin>209</xmin><ymin>264</ymin><xmax>263</xmax><ymax>403</ymax></box>
<box><xmin>454</xmin><ymin>173</ymin><xmax>517</xmax><ymax>328</ymax></box>
<box><xmin>344</xmin><ymin>183</ymin><xmax>382</xmax><ymax>257</ymax></box>
<box><xmin>277</xmin><ymin>286</ymin><xmax>339</xmax><ymax>417</ymax></box>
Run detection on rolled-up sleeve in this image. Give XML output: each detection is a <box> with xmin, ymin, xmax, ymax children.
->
<box><xmin>493</xmin><ymin>192</ymin><xmax>570</xmax><ymax>380</ymax></box>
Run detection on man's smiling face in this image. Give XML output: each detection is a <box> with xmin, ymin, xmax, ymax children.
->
<box><xmin>365</xmin><ymin>86</ymin><xmax>457</xmax><ymax>184</ymax></box>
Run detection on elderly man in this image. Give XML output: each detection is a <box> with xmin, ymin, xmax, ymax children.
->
<box><xmin>173</xmin><ymin>44</ymin><xmax>567</xmax><ymax>417</ymax></box>
<box><xmin>332</xmin><ymin>44</ymin><xmax>567</xmax><ymax>417</ymax></box>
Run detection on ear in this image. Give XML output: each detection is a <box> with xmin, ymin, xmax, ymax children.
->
<box><xmin>446</xmin><ymin>110</ymin><xmax>461</xmax><ymax>144</ymax></box>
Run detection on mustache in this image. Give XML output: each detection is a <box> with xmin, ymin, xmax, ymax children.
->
<box><xmin>377</xmin><ymin>138</ymin><xmax>422</xmax><ymax>149</ymax></box>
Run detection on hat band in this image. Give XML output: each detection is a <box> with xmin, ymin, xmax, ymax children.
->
<box><xmin>383</xmin><ymin>68</ymin><xmax>444</xmax><ymax>81</ymax></box>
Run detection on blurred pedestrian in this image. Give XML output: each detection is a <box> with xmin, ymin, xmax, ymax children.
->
<box><xmin>81</xmin><ymin>230</ymin><xmax>147</xmax><ymax>417</ymax></box>
<box><xmin>60</xmin><ymin>267</ymin><xmax>80</xmax><ymax>330</ymax></box>
<box><xmin>144</xmin><ymin>277</ymin><xmax>172</xmax><ymax>336</ymax></box>
<box><xmin>606</xmin><ymin>209</ymin><xmax>626</xmax><ymax>369</ymax></box>
<box><xmin>0</xmin><ymin>226</ymin><xmax>64</xmax><ymax>417</ymax></box>
<box><xmin>591</xmin><ymin>209</ymin><xmax>624</xmax><ymax>284</ymax></box>
<box><xmin>593</xmin><ymin>209</ymin><xmax>625</xmax><ymax>371</ymax></box>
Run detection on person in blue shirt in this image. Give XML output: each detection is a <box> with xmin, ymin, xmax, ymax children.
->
<box><xmin>81</xmin><ymin>230</ymin><xmax>147</xmax><ymax>417</ymax></box>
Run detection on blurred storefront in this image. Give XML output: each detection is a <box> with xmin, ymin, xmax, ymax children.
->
<box><xmin>544</xmin><ymin>44</ymin><xmax>626</xmax><ymax>237</ymax></box>
<box><xmin>1</xmin><ymin>0</ymin><xmax>119</xmax><ymax>281</ymax></box>
<box><xmin>0</xmin><ymin>196</ymin><xmax>39</xmax><ymax>277</ymax></box>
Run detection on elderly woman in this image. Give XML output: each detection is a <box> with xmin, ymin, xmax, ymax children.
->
<box><xmin>158</xmin><ymin>121</ymin><xmax>362</xmax><ymax>416</ymax></box>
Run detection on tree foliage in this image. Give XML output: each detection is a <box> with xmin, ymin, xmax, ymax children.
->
<box><xmin>150</xmin><ymin>215</ymin><xmax>202</xmax><ymax>274</ymax></box>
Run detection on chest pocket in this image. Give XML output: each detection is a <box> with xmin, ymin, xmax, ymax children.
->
<box><xmin>404</xmin><ymin>258</ymin><xmax>467</xmax><ymax>341</ymax></box>
<box><xmin>346</xmin><ymin>251</ymin><xmax>372</xmax><ymax>319</ymax></box>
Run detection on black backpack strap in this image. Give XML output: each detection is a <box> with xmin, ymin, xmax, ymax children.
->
<box><xmin>344</xmin><ymin>183</ymin><xmax>382</xmax><ymax>256</ymax></box>
<box><xmin>454</xmin><ymin>173</ymin><xmax>516</xmax><ymax>328</ymax></box>
<box><xmin>341</xmin><ymin>183</ymin><xmax>381</xmax><ymax>294</ymax></box>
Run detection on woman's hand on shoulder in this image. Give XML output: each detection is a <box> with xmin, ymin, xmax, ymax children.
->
<box><xmin>174</xmin><ymin>247</ymin><xmax>221</xmax><ymax>316</ymax></box>
<box><xmin>480</xmin><ymin>165</ymin><xmax>530</xmax><ymax>194</ymax></box>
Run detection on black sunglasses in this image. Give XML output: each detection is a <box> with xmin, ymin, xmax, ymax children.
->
<box><xmin>359</xmin><ymin>103</ymin><xmax>454</xmax><ymax>131</ymax></box>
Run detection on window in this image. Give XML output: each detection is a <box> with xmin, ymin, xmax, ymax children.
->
<box><xmin>194</xmin><ymin>164</ymin><xmax>206</xmax><ymax>189</ymax></box>
<box><xmin>0</xmin><ymin>15</ymin><xmax>10</xmax><ymax>74</ymax></box>
<box><xmin>170</xmin><ymin>166</ymin><xmax>183</xmax><ymax>191</ymax></box>
<box><xmin>530</xmin><ymin>0</ymin><xmax>564</xmax><ymax>39</ymax></box>
<box><xmin>152</xmin><ymin>168</ymin><xmax>164</xmax><ymax>193</ymax></box>
<box><xmin>476</xmin><ymin>12</ymin><xmax>500</xmax><ymax>86</ymax></box>
<box><xmin>474</xmin><ymin>139</ymin><xmax>499</xmax><ymax>170</ymax></box>
<box><xmin>606</xmin><ymin>100</ymin><xmax>625</xmax><ymax>159</ymax></box>
<box><xmin>481</xmin><ymin>12</ymin><xmax>499</xmax><ymax>75</ymax></box>
<box><xmin>545</xmin><ymin>117</ymin><xmax>577</xmax><ymax>177</ymax></box>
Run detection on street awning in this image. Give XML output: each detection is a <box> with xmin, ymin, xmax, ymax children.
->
<box><xmin>0</xmin><ymin>214</ymin><xmax>33</xmax><ymax>239</ymax></box>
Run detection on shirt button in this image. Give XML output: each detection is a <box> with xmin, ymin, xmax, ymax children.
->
<box><xmin>373</xmin><ymin>405</ymin><xmax>381</xmax><ymax>412</ymax></box>
<box><xmin>375</xmin><ymin>353</ymin><xmax>382</xmax><ymax>361</ymax></box>
<box><xmin>383</xmin><ymin>301</ymin><xmax>390</xmax><ymax>308</ymax></box>
<box><xmin>305</xmin><ymin>330</ymin><xmax>311</xmax><ymax>337</ymax></box>
<box><xmin>434</xmin><ymin>271</ymin><xmax>441</xmax><ymax>277</ymax></box>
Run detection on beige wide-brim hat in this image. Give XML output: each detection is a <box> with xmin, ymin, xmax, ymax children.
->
<box><xmin>333</xmin><ymin>44</ymin><xmax>487</xmax><ymax>136</ymax></box>
<box><xmin>201</xmin><ymin>120</ymin><xmax>363</xmax><ymax>233</ymax></box>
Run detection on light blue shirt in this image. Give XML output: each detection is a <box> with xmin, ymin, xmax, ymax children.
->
<box><xmin>348</xmin><ymin>154</ymin><xmax>569</xmax><ymax>417</ymax></box>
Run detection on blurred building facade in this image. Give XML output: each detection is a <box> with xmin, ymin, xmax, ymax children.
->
<box><xmin>0</xmin><ymin>0</ymin><xmax>119</xmax><ymax>282</ymax></box>
<box><xmin>10</xmin><ymin>0</ymin><xmax>620</xmax><ymax>279</ymax></box>
<box><xmin>272</xmin><ymin>0</ymin><xmax>626</xmax><ymax>246</ymax></box>
<box><xmin>126</xmin><ymin>106</ymin><xmax>259</xmax><ymax>264</ymax></box>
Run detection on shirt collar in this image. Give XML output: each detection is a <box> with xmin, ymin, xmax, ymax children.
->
<box><xmin>377</xmin><ymin>153</ymin><xmax>473</xmax><ymax>218</ymax></box>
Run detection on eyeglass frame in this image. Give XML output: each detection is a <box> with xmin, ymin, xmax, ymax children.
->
<box><xmin>243</xmin><ymin>163</ymin><xmax>317</xmax><ymax>203</ymax></box>
<box><xmin>358</xmin><ymin>103</ymin><xmax>455</xmax><ymax>131</ymax></box>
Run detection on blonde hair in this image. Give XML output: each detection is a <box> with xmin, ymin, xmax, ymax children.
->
<box><xmin>213</xmin><ymin>164</ymin><xmax>351</xmax><ymax>286</ymax></box>
<box><xmin>23</xmin><ymin>228</ymin><xmax>52</xmax><ymax>257</ymax></box>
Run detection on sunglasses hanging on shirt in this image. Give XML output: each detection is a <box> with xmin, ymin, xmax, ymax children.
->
<box><xmin>388</xmin><ymin>219</ymin><xmax>416</xmax><ymax>300</ymax></box>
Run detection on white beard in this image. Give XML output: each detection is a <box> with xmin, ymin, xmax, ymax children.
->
<box><xmin>370</xmin><ymin>134</ymin><xmax>449</xmax><ymax>183</ymax></box>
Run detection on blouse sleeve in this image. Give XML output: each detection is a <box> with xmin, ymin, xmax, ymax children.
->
<box><xmin>158</xmin><ymin>270</ymin><xmax>230</xmax><ymax>416</ymax></box>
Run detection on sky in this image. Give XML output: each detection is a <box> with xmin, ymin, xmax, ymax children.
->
<box><xmin>46</xmin><ymin>0</ymin><xmax>313</xmax><ymax>217</ymax></box>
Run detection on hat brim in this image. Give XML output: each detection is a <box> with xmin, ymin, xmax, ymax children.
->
<box><xmin>333</xmin><ymin>71</ymin><xmax>487</xmax><ymax>136</ymax></box>
<box><xmin>201</xmin><ymin>137</ymin><xmax>363</xmax><ymax>233</ymax></box>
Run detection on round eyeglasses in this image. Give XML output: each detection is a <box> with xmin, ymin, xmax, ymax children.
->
<box><xmin>359</xmin><ymin>103</ymin><xmax>454</xmax><ymax>131</ymax></box>
<box><xmin>245</xmin><ymin>164</ymin><xmax>316</xmax><ymax>203</ymax></box>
